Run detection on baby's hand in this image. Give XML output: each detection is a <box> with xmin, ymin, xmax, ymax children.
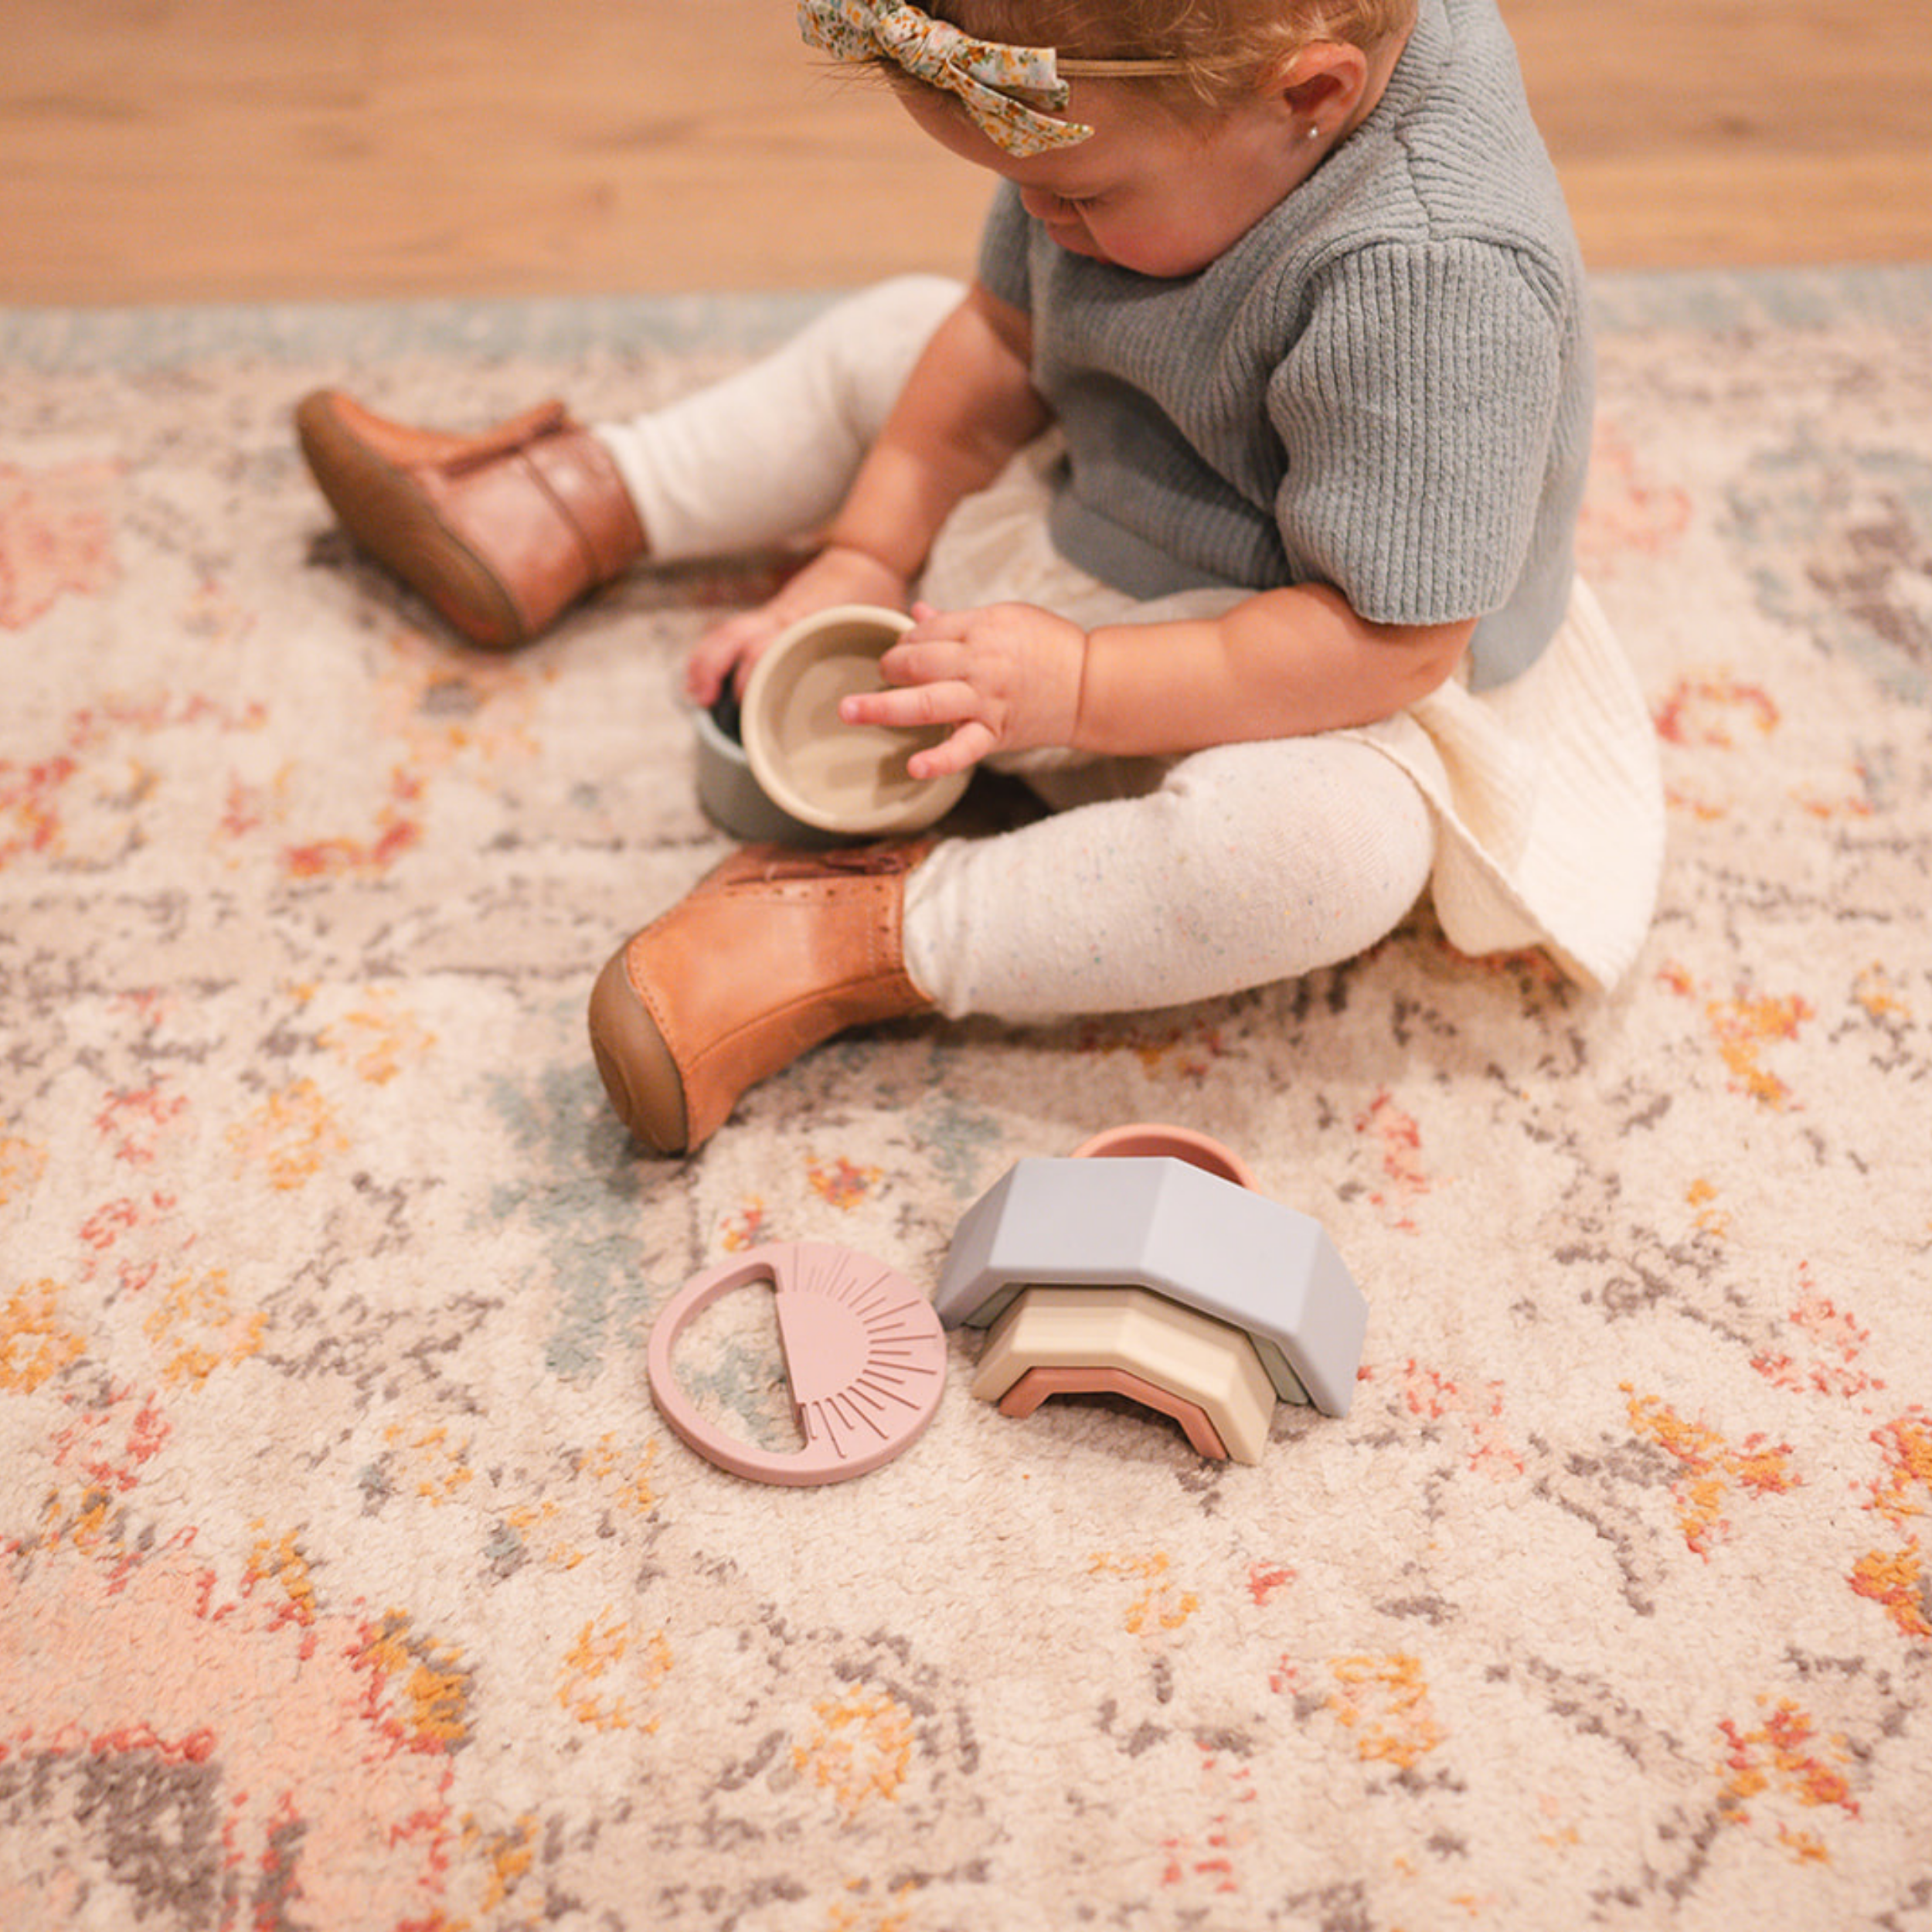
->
<box><xmin>683</xmin><ymin>545</ymin><xmax>910</xmax><ymax>706</ymax></box>
<box><xmin>840</xmin><ymin>600</ymin><xmax>1086</xmax><ymax>779</ymax></box>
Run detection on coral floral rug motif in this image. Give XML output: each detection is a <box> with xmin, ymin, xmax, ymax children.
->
<box><xmin>2</xmin><ymin>268</ymin><xmax>1931</xmax><ymax>1930</ymax></box>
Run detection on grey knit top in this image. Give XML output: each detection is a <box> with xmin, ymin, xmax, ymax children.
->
<box><xmin>977</xmin><ymin>0</ymin><xmax>1593</xmax><ymax>689</ymax></box>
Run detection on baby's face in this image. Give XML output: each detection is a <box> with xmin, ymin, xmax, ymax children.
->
<box><xmin>897</xmin><ymin>77</ymin><xmax>1326</xmax><ymax>277</ymax></box>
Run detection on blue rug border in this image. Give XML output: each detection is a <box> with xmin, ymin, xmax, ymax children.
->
<box><xmin>3</xmin><ymin>264</ymin><xmax>1928</xmax><ymax>374</ymax></box>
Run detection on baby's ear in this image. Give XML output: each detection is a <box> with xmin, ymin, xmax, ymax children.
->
<box><xmin>1267</xmin><ymin>40</ymin><xmax>1372</xmax><ymax>126</ymax></box>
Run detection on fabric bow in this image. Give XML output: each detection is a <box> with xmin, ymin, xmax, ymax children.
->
<box><xmin>798</xmin><ymin>0</ymin><xmax>1094</xmax><ymax>157</ymax></box>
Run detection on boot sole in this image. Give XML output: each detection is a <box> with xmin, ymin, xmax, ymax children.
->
<box><xmin>296</xmin><ymin>393</ymin><xmax>529</xmax><ymax>648</ymax></box>
<box><xmin>588</xmin><ymin>946</ymin><xmax>692</xmax><ymax>1155</ymax></box>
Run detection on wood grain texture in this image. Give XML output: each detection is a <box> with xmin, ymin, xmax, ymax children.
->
<box><xmin>4</xmin><ymin>0</ymin><xmax>1926</xmax><ymax>305</ymax></box>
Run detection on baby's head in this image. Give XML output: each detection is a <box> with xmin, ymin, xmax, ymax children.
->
<box><xmin>928</xmin><ymin>0</ymin><xmax>1417</xmax><ymax>117</ymax></box>
<box><xmin>802</xmin><ymin>0</ymin><xmax>1418</xmax><ymax>276</ymax></box>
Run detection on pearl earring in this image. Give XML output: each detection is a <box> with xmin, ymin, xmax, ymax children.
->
<box><xmin>1305</xmin><ymin>123</ymin><xmax>1323</xmax><ymax>141</ymax></box>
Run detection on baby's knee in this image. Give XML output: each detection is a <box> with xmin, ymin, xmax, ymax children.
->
<box><xmin>1168</xmin><ymin>736</ymin><xmax>1435</xmax><ymax>934</ymax></box>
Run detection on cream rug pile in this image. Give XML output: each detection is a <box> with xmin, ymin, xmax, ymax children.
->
<box><xmin>2</xmin><ymin>269</ymin><xmax>1930</xmax><ymax>1928</ymax></box>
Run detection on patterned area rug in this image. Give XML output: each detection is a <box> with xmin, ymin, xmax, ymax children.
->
<box><xmin>3</xmin><ymin>268</ymin><xmax>1930</xmax><ymax>1930</ymax></box>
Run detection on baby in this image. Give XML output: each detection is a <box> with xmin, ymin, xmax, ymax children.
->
<box><xmin>298</xmin><ymin>0</ymin><xmax>1663</xmax><ymax>1155</ymax></box>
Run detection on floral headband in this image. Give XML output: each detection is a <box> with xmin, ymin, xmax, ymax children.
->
<box><xmin>798</xmin><ymin>0</ymin><xmax>1188</xmax><ymax>158</ymax></box>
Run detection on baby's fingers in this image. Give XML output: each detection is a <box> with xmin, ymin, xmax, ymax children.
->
<box><xmin>837</xmin><ymin>685</ymin><xmax>992</xmax><ymax>776</ymax></box>
<box><xmin>685</xmin><ymin>613</ymin><xmax>771</xmax><ymax>703</ymax></box>
<box><xmin>875</xmin><ymin>637</ymin><xmax>968</xmax><ymax>689</ymax></box>
<box><xmin>838</xmin><ymin>678</ymin><xmax>976</xmax><ymax>734</ymax></box>
<box><xmin>906</xmin><ymin>719</ymin><xmax>997</xmax><ymax>780</ymax></box>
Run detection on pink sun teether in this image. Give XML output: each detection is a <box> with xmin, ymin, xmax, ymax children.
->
<box><xmin>646</xmin><ymin>1243</ymin><xmax>947</xmax><ymax>1485</ymax></box>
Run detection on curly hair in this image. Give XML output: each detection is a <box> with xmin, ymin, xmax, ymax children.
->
<box><xmin>930</xmin><ymin>0</ymin><xmax>1417</xmax><ymax>110</ymax></box>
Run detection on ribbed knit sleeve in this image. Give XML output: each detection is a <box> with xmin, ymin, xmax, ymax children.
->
<box><xmin>1268</xmin><ymin>239</ymin><xmax>1564</xmax><ymax>629</ymax></box>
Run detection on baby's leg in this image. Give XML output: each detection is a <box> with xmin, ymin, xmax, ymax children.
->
<box><xmin>903</xmin><ymin>736</ymin><xmax>1435</xmax><ymax>1020</ymax></box>
<box><xmin>295</xmin><ymin>277</ymin><xmax>961</xmax><ymax>648</ymax></box>
<box><xmin>596</xmin><ymin>275</ymin><xmax>962</xmax><ymax>561</ymax></box>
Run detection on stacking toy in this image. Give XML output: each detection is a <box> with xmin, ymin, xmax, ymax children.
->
<box><xmin>934</xmin><ymin>1125</ymin><xmax>1367</xmax><ymax>1462</ymax></box>
<box><xmin>647</xmin><ymin>1242</ymin><xmax>947</xmax><ymax>1485</ymax></box>
<box><xmin>647</xmin><ymin>1127</ymin><xmax>1365</xmax><ymax>1479</ymax></box>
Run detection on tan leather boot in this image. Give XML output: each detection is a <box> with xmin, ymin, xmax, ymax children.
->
<box><xmin>295</xmin><ymin>389</ymin><xmax>646</xmax><ymax>648</ymax></box>
<box><xmin>588</xmin><ymin>841</ymin><xmax>936</xmax><ymax>1155</ymax></box>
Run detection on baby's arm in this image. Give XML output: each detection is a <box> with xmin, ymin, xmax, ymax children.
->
<box><xmin>844</xmin><ymin>585</ymin><xmax>1475</xmax><ymax>776</ymax></box>
<box><xmin>1079</xmin><ymin>585</ymin><xmax>1474</xmax><ymax>750</ymax></box>
<box><xmin>684</xmin><ymin>283</ymin><xmax>1048</xmax><ymax>704</ymax></box>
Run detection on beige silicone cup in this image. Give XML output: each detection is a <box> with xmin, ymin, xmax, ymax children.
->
<box><xmin>740</xmin><ymin>604</ymin><xmax>970</xmax><ymax>837</ymax></box>
<box><xmin>690</xmin><ymin>694</ymin><xmax>840</xmax><ymax>847</ymax></box>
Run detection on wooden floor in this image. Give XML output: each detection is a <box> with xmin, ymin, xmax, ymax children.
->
<box><xmin>5</xmin><ymin>0</ymin><xmax>1929</xmax><ymax>308</ymax></box>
